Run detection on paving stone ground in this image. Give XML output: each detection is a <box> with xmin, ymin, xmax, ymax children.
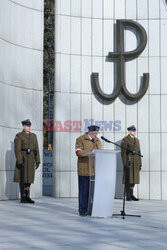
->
<box><xmin>0</xmin><ymin>197</ymin><xmax>167</xmax><ymax>250</ymax></box>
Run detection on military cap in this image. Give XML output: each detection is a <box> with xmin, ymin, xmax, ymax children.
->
<box><xmin>21</xmin><ymin>119</ymin><xmax>31</xmax><ymax>126</ymax></box>
<box><xmin>127</xmin><ymin>125</ymin><xmax>136</xmax><ymax>131</ymax></box>
<box><xmin>88</xmin><ymin>125</ymin><xmax>100</xmax><ymax>131</ymax></box>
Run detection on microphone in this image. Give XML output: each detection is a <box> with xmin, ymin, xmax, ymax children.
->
<box><xmin>101</xmin><ymin>136</ymin><xmax>143</xmax><ymax>157</ymax></box>
<box><xmin>101</xmin><ymin>136</ymin><xmax>110</xmax><ymax>143</ymax></box>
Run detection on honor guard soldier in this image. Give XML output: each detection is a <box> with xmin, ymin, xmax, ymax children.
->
<box><xmin>13</xmin><ymin>119</ymin><xmax>40</xmax><ymax>203</ymax></box>
<box><xmin>75</xmin><ymin>125</ymin><xmax>102</xmax><ymax>216</ymax></box>
<box><xmin>121</xmin><ymin>125</ymin><xmax>142</xmax><ymax>201</ymax></box>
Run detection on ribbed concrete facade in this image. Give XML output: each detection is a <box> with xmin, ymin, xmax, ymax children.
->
<box><xmin>53</xmin><ymin>0</ymin><xmax>167</xmax><ymax>200</ymax></box>
<box><xmin>0</xmin><ymin>0</ymin><xmax>43</xmax><ymax>200</ymax></box>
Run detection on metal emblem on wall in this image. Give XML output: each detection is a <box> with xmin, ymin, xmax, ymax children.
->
<box><xmin>91</xmin><ymin>20</ymin><xmax>149</xmax><ymax>102</ymax></box>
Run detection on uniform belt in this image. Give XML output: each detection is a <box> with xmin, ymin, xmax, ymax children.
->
<box><xmin>130</xmin><ymin>150</ymin><xmax>140</xmax><ymax>155</ymax></box>
<box><xmin>21</xmin><ymin>148</ymin><xmax>37</xmax><ymax>154</ymax></box>
<box><xmin>127</xmin><ymin>150</ymin><xmax>140</xmax><ymax>154</ymax></box>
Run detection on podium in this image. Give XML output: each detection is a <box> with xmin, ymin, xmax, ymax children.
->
<box><xmin>85</xmin><ymin>149</ymin><xmax>119</xmax><ymax>217</ymax></box>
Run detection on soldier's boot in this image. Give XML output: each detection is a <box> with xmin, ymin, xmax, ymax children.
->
<box><xmin>20</xmin><ymin>194</ymin><xmax>27</xmax><ymax>203</ymax></box>
<box><xmin>126</xmin><ymin>192</ymin><xmax>132</xmax><ymax>201</ymax></box>
<box><xmin>20</xmin><ymin>187</ymin><xmax>26</xmax><ymax>204</ymax></box>
<box><xmin>130</xmin><ymin>189</ymin><xmax>139</xmax><ymax>201</ymax></box>
<box><xmin>25</xmin><ymin>190</ymin><xmax>35</xmax><ymax>204</ymax></box>
<box><xmin>125</xmin><ymin>186</ymin><xmax>132</xmax><ymax>201</ymax></box>
<box><xmin>20</xmin><ymin>184</ymin><xmax>27</xmax><ymax>203</ymax></box>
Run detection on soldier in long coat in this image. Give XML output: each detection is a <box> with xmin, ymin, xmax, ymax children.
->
<box><xmin>14</xmin><ymin>119</ymin><xmax>40</xmax><ymax>203</ymax></box>
<box><xmin>75</xmin><ymin>125</ymin><xmax>102</xmax><ymax>216</ymax></box>
<box><xmin>121</xmin><ymin>125</ymin><xmax>142</xmax><ymax>201</ymax></box>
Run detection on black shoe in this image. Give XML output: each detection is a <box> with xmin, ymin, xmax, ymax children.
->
<box><xmin>79</xmin><ymin>212</ymin><xmax>87</xmax><ymax>216</ymax></box>
<box><xmin>126</xmin><ymin>189</ymin><xmax>132</xmax><ymax>201</ymax></box>
<box><xmin>131</xmin><ymin>195</ymin><xmax>139</xmax><ymax>201</ymax></box>
<box><xmin>25</xmin><ymin>190</ymin><xmax>35</xmax><ymax>203</ymax></box>
<box><xmin>126</xmin><ymin>195</ymin><xmax>132</xmax><ymax>201</ymax></box>
<box><xmin>130</xmin><ymin>189</ymin><xmax>139</xmax><ymax>201</ymax></box>
<box><xmin>20</xmin><ymin>196</ymin><xmax>27</xmax><ymax>203</ymax></box>
<box><xmin>26</xmin><ymin>197</ymin><xmax>35</xmax><ymax>203</ymax></box>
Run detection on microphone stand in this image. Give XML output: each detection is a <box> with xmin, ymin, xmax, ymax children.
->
<box><xmin>101</xmin><ymin>136</ymin><xmax>142</xmax><ymax>219</ymax></box>
<box><xmin>101</xmin><ymin>136</ymin><xmax>143</xmax><ymax>157</ymax></box>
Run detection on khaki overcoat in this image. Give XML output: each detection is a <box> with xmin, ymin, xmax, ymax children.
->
<box><xmin>75</xmin><ymin>133</ymin><xmax>102</xmax><ymax>176</ymax></box>
<box><xmin>13</xmin><ymin>130</ymin><xmax>40</xmax><ymax>183</ymax></box>
<box><xmin>121</xmin><ymin>134</ymin><xmax>142</xmax><ymax>184</ymax></box>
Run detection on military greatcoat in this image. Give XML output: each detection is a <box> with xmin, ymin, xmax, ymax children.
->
<box><xmin>75</xmin><ymin>133</ymin><xmax>102</xmax><ymax>176</ymax></box>
<box><xmin>13</xmin><ymin>130</ymin><xmax>40</xmax><ymax>183</ymax></box>
<box><xmin>121</xmin><ymin>134</ymin><xmax>142</xmax><ymax>184</ymax></box>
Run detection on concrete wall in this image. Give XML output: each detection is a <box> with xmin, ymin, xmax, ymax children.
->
<box><xmin>0</xmin><ymin>0</ymin><xmax>43</xmax><ymax>200</ymax></box>
<box><xmin>53</xmin><ymin>0</ymin><xmax>167</xmax><ymax>200</ymax></box>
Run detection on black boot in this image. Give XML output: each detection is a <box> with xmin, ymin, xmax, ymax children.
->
<box><xmin>20</xmin><ymin>195</ymin><xmax>27</xmax><ymax>203</ymax></box>
<box><xmin>126</xmin><ymin>191</ymin><xmax>132</xmax><ymax>201</ymax></box>
<box><xmin>25</xmin><ymin>190</ymin><xmax>35</xmax><ymax>203</ymax></box>
<box><xmin>126</xmin><ymin>188</ymin><xmax>132</xmax><ymax>201</ymax></box>
<box><xmin>20</xmin><ymin>184</ymin><xmax>27</xmax><ymax>203</ymax></box>
<box><xmin>125</xmin><ymin>184</ymin><xmax>132</xmax><ymax>201</ymax></box>
<box><xmin>130</xmin><ymin>189</ymin><xmax>139</xmax><ymax>201</ymax></box>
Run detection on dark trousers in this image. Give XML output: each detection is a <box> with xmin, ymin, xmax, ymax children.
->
<box><xmin>78</xmin><ymin>176</ymin><xmax>90</xmax><ymax>213</ymax></box>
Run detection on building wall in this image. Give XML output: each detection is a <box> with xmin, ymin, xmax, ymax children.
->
<box><xmin>53</xmin><ymin>0</ymin><xmax>167</xmax><ymax>200</ymax></box>
<box><xmin>0</xmin><ymin>0</ymin><xmax>43</xmax><ymax>200</ymax></box>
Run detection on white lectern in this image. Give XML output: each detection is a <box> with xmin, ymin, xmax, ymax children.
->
<box><xmin>85</xmin><ymin>149</ymin><xmax>119</xmax><ymax>217</ymax></box>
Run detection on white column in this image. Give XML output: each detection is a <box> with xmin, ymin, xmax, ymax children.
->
<box><xmin>53</xmin><ymin>0</ymin><xmax>167</xmax><ymax>201</ymax></box>
<box><xmin>0</xmin><ymin>0</ymin><xmax>44</xmax><ymax>200</ymax></box>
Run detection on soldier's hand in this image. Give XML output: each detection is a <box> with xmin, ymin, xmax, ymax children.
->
<box><xmin>139</xmin><ymin>165</ymin><xmax>142</xmax><ymax>171</ymax></box>
<box><xmin>35</xmin><ymin>162</ymin><xmax>40</xmax><ymax>169</ymax></box>
<box><xmin>16</xmin><ymin>163</ymin><xmax>23</xmax><ymax>169</ymax></box>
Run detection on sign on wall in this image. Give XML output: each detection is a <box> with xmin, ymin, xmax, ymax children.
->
<box><xmin>91</xmin><ymin>20</ymin><xmax>149</xmax><ymax>102</ymax></box>
<box><xmin>43</xmin><ymin>150</ymin><xmax>53</xmax><ymax>196</ymax></box>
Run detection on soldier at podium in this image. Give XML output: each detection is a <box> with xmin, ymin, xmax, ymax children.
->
<box><xmin>121</xmin><ymin>125</ymin><xmax>142</xmax><ymax>201</ymax></box>
<box><xmin>75</xmin><ymin>125</ymin><xmax>102</xmax><ymax>216</ymax></box>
